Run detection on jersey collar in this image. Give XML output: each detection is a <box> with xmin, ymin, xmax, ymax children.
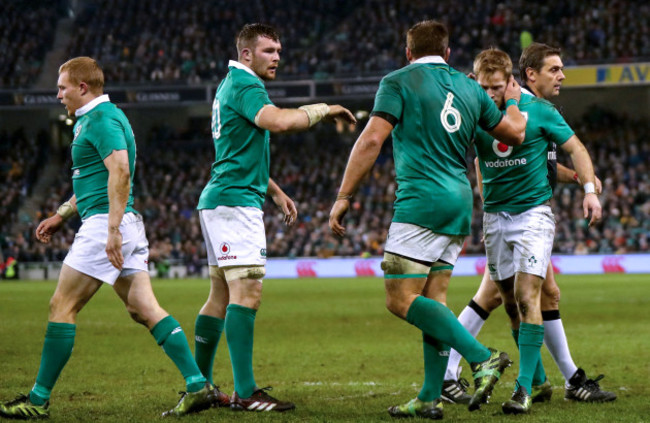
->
<box><xmin>75</xmin><ymin>94</ymin><xmax>110</xmax><ymax>117</ymax></box>
<box><xmin>411</xmin><ymin>55</ymin><xmax>447</xmax><ymax>65</ymax></box>
<box><xmin>521</xmin><ymin>85</ymin><xmax>535</xmax><ymax>97</ymax></box>
<box><xmin>228</xmin><ymin>60</ymin><xmax>260</xmax><ymax>79</ymax></box>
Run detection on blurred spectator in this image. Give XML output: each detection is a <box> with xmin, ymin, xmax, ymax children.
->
<box><xmin>4</xmin><ymin>108</ymin><xmax>649</xmax><ymax>265</ymax></box>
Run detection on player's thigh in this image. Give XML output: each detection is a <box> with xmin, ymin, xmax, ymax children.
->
<box><xmin>511</xmin><ymin>205</ymin><xmax>555</xmax><ymax>279</ymax></box>
<box><xmin>483</xmin><ymin>211</ymin><xmax>515</xmax><ymax>281</ymax></box>
<box><xmin>49</xmin><ymin>264</ymin><xmax>103</xmax><ymax>322</ymax></box>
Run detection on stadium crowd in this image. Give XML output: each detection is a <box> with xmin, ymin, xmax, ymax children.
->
<box><xmin>2</xmin><ymin>108</ymin><xmax>647</xmax><ymax>275</ymax></box>
<box><xmin>1</xmin><ymin>0</ymin><xmax>649</xmax><ymax>88</ymax></box>
<box><xmin>0</xmin><ymin>1</ymin><xmax>65</xmax><ymax>88</ymax></box>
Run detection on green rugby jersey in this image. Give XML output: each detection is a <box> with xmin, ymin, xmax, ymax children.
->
<box><xmin>71</xmin><ymin>95</ymin><xmax>137</xmax><ymax>219</ymax></box>
<box><xmin>372</xmin><ymin>56</ymin><xmax>503</xmax><ymax>236</ymax></box>
<box><xmin>198</xmin><ymin>60</ymin><xmax>273</xmax><ymax>210</ymax></box>
<box><xmin>474</xmin><ymin>92</ymin><xmax>574</xmax><ymax>213</ymax></box>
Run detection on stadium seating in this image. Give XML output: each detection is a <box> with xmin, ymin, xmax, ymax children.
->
<box><xmin>2</xmin><ymin>0</ymin><xmax>649</xmax><ymax>87</ymax></box>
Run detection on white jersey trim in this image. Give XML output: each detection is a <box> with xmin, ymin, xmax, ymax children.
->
<box><xmin>228</xmin><ymin>60</ymin><xmax>261</xmax><ymax>80</ymax></box>
<box><xmin>75</xmin><ymin>94</ymin><xmax>110</xmax><ymax>117</ymax></box>
<box><xmin>412</xmin><ymin>55</ymin><xmax>447</xmax><ymax>65</ymax></box>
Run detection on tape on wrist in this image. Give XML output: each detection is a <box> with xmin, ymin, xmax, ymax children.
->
<box><xmin>56</xmin><ymin>201</ymin><xmax>76</xmax><ymax>221</ymax></box>
<box><xmin>584</xmin><ymin>182</ymin><xmax>595</xmax><ymax>194</ymax></box>
<box><xmin>505</xmin><ymin>98</ymin><xmax>519</xmax><ymax>108</ymax></box>
<box><xmin>336</xmin><ymin>192</ymin><xmax>353</xmax><ymax>201</ymax></box>
<box><xmin>299</xmin><ymin>103</ymin><xmax>330</xmax><ymax>127</ymax></box>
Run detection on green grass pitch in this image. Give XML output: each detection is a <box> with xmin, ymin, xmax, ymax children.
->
<box><xmin>1</xmin><ymin>273</ymin><xmax>648</xmax><ymax>422</ymax></box>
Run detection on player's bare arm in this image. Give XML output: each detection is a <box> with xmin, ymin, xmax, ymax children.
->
<box><xmin>487</xmin><ymin>75</ymin><xmax>526</xmax><ymax>146</ymax></box>
<box><xmin>35</xmin><ymin>195</ymin><xmax>78</xmax><ymax>243</ymax></box>
<box><xmin>268</xmin><ymin>178</ymin><xmax>297</xmax><ymax>226</ymax></box>
<box><xmin>560</xmin><ymin>135</ymin><xmax>602</xmax><ymax>226</ymax></box>
<box><xmin>329</xmin><ymin>116</ymin><xmax>393</xmax><ymax>236</ymax></box>
<box><xmin>104</xmin><ymin>149</ymin><xmax>130</xmax><ymax>270</ymax></box>
<box><xmin>255</xmin><ymin>104</ymin><xmax>356</xmax><ymax>133</ymax></box>
<box><xmin>557</xmin><ymin>162</ymin><xmax>602</xmax><ymax>194</ymax></box>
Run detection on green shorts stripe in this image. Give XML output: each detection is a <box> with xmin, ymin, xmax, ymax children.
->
<box><xmin>384</xmin><ymin>273</ymin><xmax>429</xmax><ymax>279</ymax></box>
<box><xmin>430</xmin><ymin>265</ymin><xmax>454</xmax><ymax>272</ymax></box>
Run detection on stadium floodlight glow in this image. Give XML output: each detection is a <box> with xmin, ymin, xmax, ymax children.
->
<box><xmin>65</xmin><ymin>118</ymin><xmax>74</xmax><ymax>126</ymax></box>
<box><xmin>58</xmin><ymin>114</ymin><xmax>67</xmax><ymax>121</ymax></box>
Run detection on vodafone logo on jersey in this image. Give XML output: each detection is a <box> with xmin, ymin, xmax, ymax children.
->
<box><xmin>492</xmin><ymin>140</ymin><xmax>513</xmax><ymax>157</ymax></box>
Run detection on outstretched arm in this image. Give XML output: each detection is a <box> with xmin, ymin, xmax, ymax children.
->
<box><xmin>255</xmin><ymin>104</ymin><xmax>356</xmax><ymax>133</ymax></box>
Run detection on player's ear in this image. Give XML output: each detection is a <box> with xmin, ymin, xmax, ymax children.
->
<box><xmin>79</xmin><ymin>81</ymin><xmax>89</xmax><ymax>95</ymax></box>
<box><xmin>525</xmin><ymin>67</ymin><xmax>535</xmax><ymax>82</ymax></box>
<box><xmin>240</xmin><ymin>47</ymin><xmax>252</xmax><ymax>62</ymax></box>
<box><xmin>444</xmin><ymin>47</ymin><xmax>451</xmax><ymax>62</ymax></box>
<box><xmin>405</xmin><ymin>47</ymin><xmax>412</xmax><ymax>62</ymax></box>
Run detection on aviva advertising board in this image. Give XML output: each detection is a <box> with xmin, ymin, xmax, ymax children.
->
<box><xmin>563</xmin><ymin>62</ymin><xmax>650</xmax><ymax>87</ymax></box>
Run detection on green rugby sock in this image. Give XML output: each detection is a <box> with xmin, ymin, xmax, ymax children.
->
<box><xmin>418</xmin><ymin>334</ymin><xmax>450</xmax><ymax>402</ymax></box>
<box><xmin>516</xmin><ymin>323</ymin><xmax>545</xmax><ymax>393</ymax></box>
<box><xmin>511</xmin><ymin>329</ymin><xmax>547</xmax><ymax>386</ymax></box>
<box><xmin>30</xmin><ymin>322</ymin><xmax>76</xmax><ymax>405</ymax></box>
<box><xmin>194</xmin><ymin>314</ymin><xmax>225</xmax><ymax>384</ymax></box>
<box><xmin>406</xmin><ymin>296</ymin><xmax>490</xmax><ymax>363</ymax></box>
<box><xmin>151</xmin><ymin>316</ymin><xmax>206</xmax><ymax>392</ymax></box>
<box><xmin>226</xmin><ymin>304</ymin><xmax>257</xmax><ymax>398</ymax></box>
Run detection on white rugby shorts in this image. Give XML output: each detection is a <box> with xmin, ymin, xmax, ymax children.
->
<box><xmin>63</xmin><ymin>212</ymin><xmax>149</xmax><ymax>285</ymax></box>
<box><xmin>199</xmin><ymin>206</ymin><xmax>266</xmax><ymax>267</ymax></box>
<box><xmin>384</xmin><ymin>222</ymin><xmax>465</xmax><ymax>265</ymax></box>
<box><xmin>483</xmin><ymin>204</ymin><xmax>555</xmax><ymax>281</ymax></box>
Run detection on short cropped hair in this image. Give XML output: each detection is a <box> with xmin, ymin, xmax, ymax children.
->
<box><xmin>236</xmin><ymin>23</ymin><xmax>280</xmax><ymax>55</ymax></box>
<box><xmin>473</xmin><ymin>48</ymin><xmax>513</xmax><ymax>79</ymax></box>
<box><xmin>59</xmin><ymin>57</ymin><xmax>104</xmax><ymax>94</ymax></box>
<box><xmin>406</xmin><ymin>20</ymin><xmax>448</xmax><ymax>59</ymax></box>
<box><xmin>519</xmin><ymin>42</ymin><xmax>562</xmax><ymax>82</ymax></box>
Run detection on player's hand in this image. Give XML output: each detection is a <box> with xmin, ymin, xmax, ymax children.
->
<box><xmin>329</xmin><ymin>199</ymin><xmax>350</xmax><ymax>237</ymax></box>
<box><xmin>106</xmin><ymin>227</ymin><xmax>124</xmax><ymax>270</ymax></box>
<box><xmin>467</xmin><ymin>72</ymin><xmax>477</xmax><ymax>80</ymax></box>
<box><xmin>35</xmin><ymin>214</ymin><xmax>65</xmax><ymax>244</ymax></box>
<box><xmin>504</xmin><ymin>75</ymin><xmax>521</xmax><ymax>103</ymax></box>
<box><xmin>595</xmin><ymin>175</ymin><xmax>603</xmax><ymax>195</ymax></box>
<box><xmin>272</xmin><ymin>192</ymin><xmax>298</xmax><ymax>226</ymax></box>
<box><xmin>583</xmin><ymin>193</ymin><xmax>602</xmax><ymax>227</ymax></box>
<box><xmin>325</xmin><ymin>105</ymin><xmax>357</xmax><ymax>125</ymax></box>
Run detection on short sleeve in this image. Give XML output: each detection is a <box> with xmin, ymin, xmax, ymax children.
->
<box><xmin>371</xmin><ymin>77</ymin><xmax>402</xmax><ymax>124</ymax></box>
<box><xmin>234</xmin><ymin>82</ymin><xmax>273</xmax><ymax>124</ymax></box>
<box><xmin>477</xmin><ymin>85</ymin><xmax>503</xmax><ymax>131</ymax></box>
<box><xmin>87</xmin><ymin>115</ymin><xmax>127</xmax><ymax>159</ymax></box>
<box><xmin>541</xmin><ymin>105</ymin><xmax>575</xmax><ymax>146</ymax></box>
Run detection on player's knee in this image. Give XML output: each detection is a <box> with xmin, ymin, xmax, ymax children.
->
<box><xmin>48</xmin><ymin>293</ymin><xmax>82</xmax><ymax>321</ymax></box>
<box><xmin>385</xmin><ymin>294</ymin><xmax>405</xmax><ymax>318</ymax></box>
